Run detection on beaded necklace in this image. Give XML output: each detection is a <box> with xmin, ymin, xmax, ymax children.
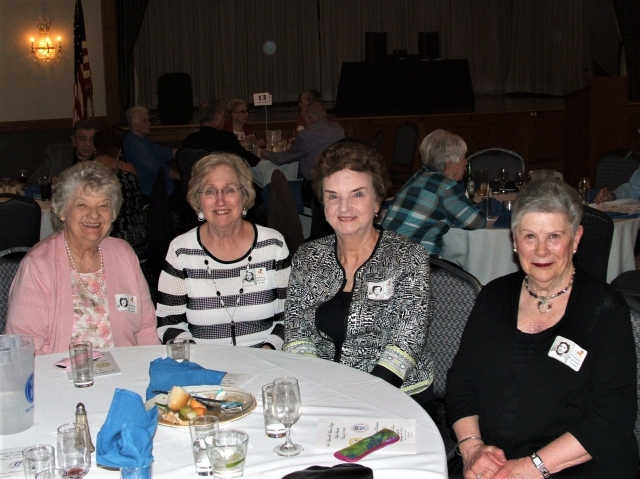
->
<box><xmin>524</xmin><ymin>269</ymin><xmax>574</xmax><ymax>314</ymax></box>
<box><xmin>64</xmin><ymin>238</ymin><xmax>104</xmax><ymax>297</ymax></box>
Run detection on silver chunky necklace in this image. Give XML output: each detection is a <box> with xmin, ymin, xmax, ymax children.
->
<box><xmin>64</xmin><ymin>238</ymin><xmax>104</xmax><ymax>297</ymax></box>
<box><xmin>205</xmin><ymin>251</ymin><xmax>252</xmax><ymax>346</ymax></box>
<box><xmin>524</xmin><ymin>269</ymin><xmax>574</xmax><ymax>314</ymax></box>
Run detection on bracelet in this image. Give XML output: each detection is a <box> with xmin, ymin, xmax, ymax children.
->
<box><xmin>454</xmin><ymin>436</ymin><xmax>483</xmax><ymax>456</ymax></box>
<box><xmin>530</xmin><ymin>452</ymin><xmax>551</xmax><ymax>478</ymax></box>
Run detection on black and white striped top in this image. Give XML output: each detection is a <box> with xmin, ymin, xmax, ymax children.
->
<box><xmin>156</xmin><ymin>224</ymin><xmax>290</xmax><ymax>349</ymax></box>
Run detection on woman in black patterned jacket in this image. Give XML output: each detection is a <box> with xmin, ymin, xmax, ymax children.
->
<box><xmin>283</xmin><ymin>140</ymin><xmax>435</xmax><ymax>416</ymax></box>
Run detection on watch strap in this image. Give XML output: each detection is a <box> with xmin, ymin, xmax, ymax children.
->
<box><xmin>530</xmin><ymin>452</ymin><xmax>551</xmax><ymax>478</ymax></box>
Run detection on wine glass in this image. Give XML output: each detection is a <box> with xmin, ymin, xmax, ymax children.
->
<box><xmin>498</xmin><ymin>168</ymin><xmax>509</xmax><ymax>194</ymax></box>
<box><xmin>57</xmin><ymin>423</ymin><xmax>90</xmax><ymax>478</ymax></box>
<box><xmin>514</xmin><ymin>170</ymin><xmax>525</xmax><ymax>188</ymax></box>
<box><xmin>271</xmin><ymin>377</ymin><xmax>303</xmax><ymax>456</ymax></box>
<box><xmin>18</xmin><ymin>170</ymin><xmax>28</xmax><ymax>187</ymax></box>
<box><xmin>578</xmin><ymin>177</ymin><xmax>591</xmax><ymax>204</ymax></box>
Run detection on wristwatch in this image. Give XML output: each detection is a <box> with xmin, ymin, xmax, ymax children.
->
<box><xmin>530</xmin><ymin>452</ymin><xmax>551</xmax><ymax>478</ymax></box>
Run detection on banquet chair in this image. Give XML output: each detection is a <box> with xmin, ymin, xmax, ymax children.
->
<box><xmin>268</xmin><ymin>170</ymin><xmax>305</xmax><ymax>255</ymax></box>
<box><xmin>389</xmin><ymin>122</ymin><xmax>419</xmax><ymax>186</ymax></box>
<box><xmin>467</xmin><ymin>148</ymin><xmax>525</xmax><ymax>181</ymax></box>
<box><xmin>0</xmin><ymin>247</ymin><xmax>30</xmax><ymax>334</ymax></box>
<box><xmin>426</xmin><ymin>257</ymin><xmax>482</xmax><ymax>460</ymax></box>
<box><xmin>573</xmin><ymin>205</ymin><xmax>613</xmax><ymax>282</ymax></box>
<box><xmin>623</xmin><ymin>295</ymin><xmax>640</xmax><ymax>445</ymax></box>
<box><xmin>611</xmin><ymin>271</ymin><xmax>640</xmax><ymax>302</ymax></box>
<box><xmin>594</xmin><ymin>150</ymin><xmax>640</xmax><ymax>191</ymax></box>
<box><xmin>0</xmin><ymin>194</ymin><xmax>41</xmax><ymax>251</ymax></box>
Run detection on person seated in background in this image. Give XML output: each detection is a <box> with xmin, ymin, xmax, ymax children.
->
<box><xmin>296</xmin><ymin>89</ymin><xmax>323</xmax><ymax>132</ymax></box>
<box><xmin>93</xmin><ymin>127</ymin><xmax>146</xmax><ymax>247</ymax></box>
<box><xmin>28</xmin><ymin>119</ymin><xmax>97</xmax><ymax>185</ymax></box>
<box><xmin>283</xmin><ymin>141</ymin><xmax>435</xmax><ymax>417</ymax></box>
<box><xmin>180</xmin><ymin>101</ymin><xmax>260</xmax><ymax>166</ymax></box>
<box><xmin>156</xmin><ymin>153</ymin><xmax>290</xmax><ymax>349</ymax></box>
<box><xmin>382</xmin><ymin>129</ymin><xmax>485</xmax><ymax>257</ymax></box>
<box><xmin>223</xmin><ymin>98</ymin><xmax>265</xmax><ymax>148</ymax></box>
<box><xmin>446</xmin><ymin>180</ymin><xmax>637</xmax><ymax>478</ymax></box>
<box><xmin>6</xmin><ymin>162</ymin><xmax>159</xmax><ymax>355</ymax></box>
<box><xmin>595</xmin><ymin>166</ymin><xmax>640</xmax><ymax>203</ymax></box>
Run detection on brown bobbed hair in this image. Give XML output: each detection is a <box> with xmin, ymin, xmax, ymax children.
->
<box><xmin>312</xmin><ymin>140</ymin><xmax>390</xmax><ymax>204</ymax></box>
<box><xmin>187</xmin><ymin>152</ymin><xmax>256</xmax><ymax>212</ymax></box>
<box><xmin>94</xmin><ymin>127</ymin><xmax>124</xmax><ymax>158</ymax></box>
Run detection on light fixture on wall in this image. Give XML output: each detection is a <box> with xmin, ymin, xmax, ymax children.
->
<box><xmin>30</xmin><ymin>20</ymin><xmax>62</xmax><ymax>62</ymax></box>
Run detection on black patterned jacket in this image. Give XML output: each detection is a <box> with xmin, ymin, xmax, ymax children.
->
<box><xmin>283</xmin><ymin>229</ymin><xmax>434</xmax><ymax>395</ymax></box>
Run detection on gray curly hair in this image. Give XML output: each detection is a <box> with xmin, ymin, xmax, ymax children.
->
<box><xmin>50</xmin><ymin>162</ymin><xmax>122</xmax><ymax>232</ymax></box>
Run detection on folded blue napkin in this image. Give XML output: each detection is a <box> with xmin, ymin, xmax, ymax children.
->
<box><xmin>605</xmin><ymin>212</ymin><xmax>640</xmax><ymax>219</ymax></box>
<box><xmin>493</xmin><ymin>211</ymin><xmax>512</xmax><ymax>228</ymax></box>
<box><xmin>145</xmin><ymin>357</ymin><xmax>226</xmax><ymax>400</ymax></box>
<box><xmin>476</xmin><ymin>197</ymin><xmax>504</xmax><ymax>218</ymax></box>
<box><xmin>97</xmin><ymin>388</ymin><xmax>156</xmax><ymax>469</ymax></box>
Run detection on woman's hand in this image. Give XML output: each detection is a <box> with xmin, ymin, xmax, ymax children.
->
<box><xmin>462</xmin><ymin>442</ymin><xmax>507</xmax><ymax>479</ymax></box>
<box><xmin>491</xmin><ymin>457</ymin><xmax>542</xmax><ymax>479</ymax></box>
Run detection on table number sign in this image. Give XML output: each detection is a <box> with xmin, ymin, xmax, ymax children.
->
<box><xmin>253</xmin><ymin>92</ymin><xmax>272</xmax><ymax>106</ymax></box>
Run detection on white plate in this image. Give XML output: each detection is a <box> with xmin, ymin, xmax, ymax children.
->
<box><xmin>146</xmin><ymin>385</ymin><xmax>257</xmax><ymax>427</ymax></box>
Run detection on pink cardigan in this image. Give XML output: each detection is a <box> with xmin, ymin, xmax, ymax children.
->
<box><xmin>6</xmin><ymin>232</ymin><xmax>160</xmax><ymax>355</ymax></box>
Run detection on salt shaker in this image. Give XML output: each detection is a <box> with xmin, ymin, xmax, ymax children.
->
<box><xmin>75</xmin><ymin>402</ymin><xmax>95</xmax><ymax>452</ymax></box>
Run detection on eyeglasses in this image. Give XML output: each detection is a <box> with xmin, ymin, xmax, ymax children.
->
<box><xmin>234</xmin><ymin>109</ymin><xmax>248</xmax><ymax>114</ymax></box>
<box><xmin>198</xmin><ymin>186</ymin><xmax>244</xmax><ymax>198</ymax></box>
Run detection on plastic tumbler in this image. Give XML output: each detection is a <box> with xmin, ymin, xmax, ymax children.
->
<box><xmin>23</xmin><ymin>444</ymin><xmax>55</xmax><ymax>479</ymax></box>
<box><xmin>69</xmin><ymin>341</ymin><xmax>94</xmax><ymax>388</ymax></box>
<box><xmin>261</xmin><ymin>384</ymin><xmax>285</xmax><ymax>438</ymax></box>
<box><xmin>0</xmin><ymin>334</ymin><xmax>35</xmax><ymax>434</ymax></box>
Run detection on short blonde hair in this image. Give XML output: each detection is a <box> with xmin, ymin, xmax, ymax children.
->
<box><xmin>187</xmin><ymin>153</ymin><xmax>256</xmax><ymax>212</ymax></box>
<box><xmin>227</xmin><ymin>99</ymin><xmax>247</xmax><ymax>115</ymax></box>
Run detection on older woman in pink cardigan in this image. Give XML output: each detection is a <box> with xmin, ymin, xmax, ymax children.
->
<box><xmin>6</xmin><ymin>162</ymin><xmax>159</xmax><ymax>355</ymax></box>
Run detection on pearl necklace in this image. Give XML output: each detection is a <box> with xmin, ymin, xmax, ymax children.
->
<box><xmin>524</xmin><ymin>269</ymin><xmax>574</xmax><ymax>314</ymax></box>
<box><xmin>64</xmin><ymin>238</ymin><xmax>104</xmax><ymax>297</ymax></box>
<box><xmin>205</xmin><ymin>252</ymin><xmax>252</xmax><ymax>346</ymax></box>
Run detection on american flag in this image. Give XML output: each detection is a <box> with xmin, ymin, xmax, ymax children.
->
<box><xmin>73</xmin><ymin>0</ymin><xmax>93</xmax><ymax>122</ymax></box>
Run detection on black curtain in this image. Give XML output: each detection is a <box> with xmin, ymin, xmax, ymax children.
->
<box><xmin>612</xmin><ymin>0</ymin><xmax>639</xmax><ymax>99</ymax></box>
<box><xmin>117</xmin><ymin>0</ymin><xmax>149</xmax><ymax>119</ymax></box>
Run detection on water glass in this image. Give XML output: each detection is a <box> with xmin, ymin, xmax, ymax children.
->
<box><xmin>262</xmin><ymin>384</ymin><xmax>286</xmax><ymax>438</ymax></box>
<box><xmin>57</xmin><ymin>423</ymin><xmax>91</xmax><ymax>478</ymax></box>
<box><xmin>69</xmin><ymin>342</ymin><xmax>94</xmax><ymax>388</ymax></box>
<box><xmin>2</xmin><ymin>177</ymin><xmax>11</xmax><ymax>193</ymax></box>
<box><xmin>120</xmin><ymin>464</ymin><xmax>152</xmax><ymax>479</ymax></box>
<box><xmin>498</xmin><ymin>168</ymin><xmax>509</xmax><ymax>194</ymax></box>
<box><xmin>578</xmin><ymin>177</ymin><xmax>591</xmax><ymax>204</ymax></box>
<box><xmin>205</xmin><ymin>430</ymin><xmax>249</xmax><ymax>479</ymax></box>
<box><xmin>272</xmin><ymin>377</ymin><xmax>303</xmax><ymax>456</ymax></box>
<box><xmin>166</xmin><ymin>338</ymin><xmax>190</xmax><ymax>362</ymax></box>
<box><xmin>36</xmin><ymin>469</ymin><xmax>68</xmax><ymax>479</ymax></box>
<box><xmin>18</xmin><ymin>169</ymin><xmax>28</xmax><ymax>186</ymax></box>
<box><xmin>474</xmin><ymin>170</ymin><xmax>488</xmax><ymax>196</ymax></box>
<box><xmin>189</xmin><ymin>416</ymin><xmax>219</xmax><ymax>476</ymax></box>
<box><xmin>23</xmin><ymin>444</ymin><xmax>55</xmax><ymax>479</ymax></box>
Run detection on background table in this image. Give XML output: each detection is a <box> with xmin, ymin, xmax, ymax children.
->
<box><xmin>3</xmin><ymin>346</ymin><xmax>446</xmax><ymax>479</ymax></box>
<box><xmin>442</xmin><ymin>210</ymin><xmax>640</xmax><ymax>285</ymax></box>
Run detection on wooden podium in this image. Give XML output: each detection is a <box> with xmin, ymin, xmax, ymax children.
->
<box><xmin>565</xmin><ymin>77</ymin><xmax>628</xmax><ymax>187</ymax></box>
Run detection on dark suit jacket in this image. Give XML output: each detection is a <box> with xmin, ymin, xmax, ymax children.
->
<box><xmin>180</xmin><ymin>126</ymin><xmax>260</xmax><ymax>167</ymax></box>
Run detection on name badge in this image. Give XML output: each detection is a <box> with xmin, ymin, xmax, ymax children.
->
<box><xmin>548</xmin><ymin>336</ymin><xmax>587</xmax><ymax>372</ymax></box>
<box><xmin>367</xmin><ymin>279</ymin><xmax>394</xmax><ymax>300</ymax></box>
<box><xmin>115</xmin><ymin>294</ymin><xmax>137</xmax><ymax>313</ymax></box>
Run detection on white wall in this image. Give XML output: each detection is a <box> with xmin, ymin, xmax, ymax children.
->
<box><xmin>0</xmin><ymin>0</ymin><xmax>105</xmax><ymax>122</ymax></box>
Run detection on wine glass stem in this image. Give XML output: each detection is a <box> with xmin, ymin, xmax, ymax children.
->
<box><xmin>282</xmin><ymin>425</ymin><xmax>294</xmax><ymax>450</ymax></box>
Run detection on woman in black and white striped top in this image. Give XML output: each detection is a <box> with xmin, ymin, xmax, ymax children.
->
<box><xmin>156</xmin><ymin>153</ymin><xmax>290</xmax><ymax>349</ymax></box>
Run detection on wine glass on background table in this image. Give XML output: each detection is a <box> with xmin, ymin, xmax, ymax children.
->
<box><xmin>514</xmin><ymin>170</ymin><xmax>525</xmax><ymax>189</ymax></box>
<box><xmin>18</xmin><ymin>169</ymin><xmax>28</xmax><ymax>187</ymax></box>
<box><xmin>272</xmin><ymin>377</ymin><xmax>303</xmax><ymax>456</ymax></box>
<box><xmin>57</xmin><ymin>423</ymin><xmax>90</xmax><ymax>478</ymax></box>
<box><xmin>578</xmin><ymin>177</ymin><xmax>591</xmax><ymax>204</ymax></box>
<box><xmin>498</xmin><ymin>168</ymin><xmax>509</xmax><ymax>194</ymax></box>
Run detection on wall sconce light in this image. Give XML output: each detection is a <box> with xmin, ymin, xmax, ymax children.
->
<box><xmin>30</xmin><ymin>20</ymin><xmax>62</xmax><ymax>62</ymax></box>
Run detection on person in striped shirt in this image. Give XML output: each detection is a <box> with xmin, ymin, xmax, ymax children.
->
<box><xmin>381</xmin><ymin>129</ymin><xmax>485</xmax><ymax>256</ymax></box>
<box><xmin>156</xmin><ymin>153</ymin><xmax>290</xmax><ymax>349</ymax></box>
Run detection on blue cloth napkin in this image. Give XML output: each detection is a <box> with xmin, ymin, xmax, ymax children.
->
<box><xmin>476</xmin><ymin>197</ymin><xmax>504</xmax><ymax>218</ymax></box>
<box><xmin>24</xmin><ymin>184</ymin><xmax>40</xmax><ymax>199</ymax></box>
<box><xmin>145</xmin><ymin>357</ymin><xmax>226</xmax><ymax>400</ymax></box>
<box><xmin>96</xmin><ymin>388</ymin><xmax>156</xmax><ymax>469</ymax></box>
<box><xmin>493</xmin><ymin>211</ymin><xmax>512</xmax><ymax>228</ymax></box>
<box><xmin>605</xmin><ymin>212</ymin><xmax>640</xmax><ymax>219</ymax></box>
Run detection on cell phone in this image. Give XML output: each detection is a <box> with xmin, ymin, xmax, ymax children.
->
<box><xmin>334</xmin><ymin>428</ymin><xmax>400</xmax><ymax>462</ymax></box>
<box><xmin>54</xmin><ymin>351</ymin><xmax>104</xmax><ymax>369</ymax></box>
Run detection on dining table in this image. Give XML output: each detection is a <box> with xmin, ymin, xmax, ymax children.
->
<box><xmin>2</xmin><ymin>345</ymin><xmax>447</xmax><ymax>479</ymax></box>
<box><xmin>442</xmin><ymin>196</ymin><xmax>640</xmax><ymax>285</ymax></box>
<box><xmin>37</xmin><ymin>199</ymin><xmax>53</xmax><ymax>240</ymax></box>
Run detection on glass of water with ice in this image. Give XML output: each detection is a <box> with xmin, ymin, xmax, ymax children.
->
<box><xmin>189</xmin><ymin>416</ymin><xmax>219</xmax><ymax>476</ymax></box>
<box><xmin>205</xmin><ymin>430</ymin><xmax>249</xmax><ymax>479</ymax></box>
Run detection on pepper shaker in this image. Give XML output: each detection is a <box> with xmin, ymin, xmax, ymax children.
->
<box><xmin>75</xmin><ymin>402</ymin><xmax>95</xmax><ymax>452</ymax></box>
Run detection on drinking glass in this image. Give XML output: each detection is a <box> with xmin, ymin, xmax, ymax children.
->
<box><xmin>23</xmin><ymin>444</ymin><xmax>56</xmax><ymax>479</ymax></box>
<box><xmin>18</xmin><ymin>169</ymin><xmax>28</xmax><ymax>186</ymax></box>
<box><xmin>262</xmin><ymin>384</ymin><xmax>286</xmax><ymax>438</ymax></box>
<box><xmin>38</xmin><ymin>175</ymin><xmax>52</xmax><ymax>201</ymax></box>
<box><xmin>205</xmin><ymin>430</ymin><xmax>249</xmax><ymax>479</ymax></box>
<box><xmin>36</xmin><ymin>469</ymin><xmax>68</xmax><ymax>479</ymax></box>
<box><xmin>271</xmin><ymin>377</ymin><xmax>303</xmax><ymax>456</ymax></box>
<box><xmin>514</xmin><ymin>170</ymin><xmax>525</xmax><ymax>188</ymax></box>
<box><xmin>498</xmin><ymin>168</ymin><xmax>509</xmax><ymax>194</ymax></box>
<box><xmin>57</xmin><ymin>423</ymin><xmax>91</xmax><ymax>478</ymax></box>
<box><xmin>578</xmin><ymin>177</ymin><xmax>591</xmax><ymax>204</ymax></box>
<box><xmin>2</xmin><ymin>178</ymin><xmax>11</xmax><ymax>193</ymax></box>
<box><xmin>166</xmin><ymin>338</ymin><xmax>190</xmax><ymax>362</ymax></box>
<box><xmin>69</xmin><ymin>341</ymin><xmax>94</xmax><ymax>387</ymax></box>
<box><xmin>189</xmin><ymin>416</ymin><xmax>219</xmax><ymax>476</ymax></box>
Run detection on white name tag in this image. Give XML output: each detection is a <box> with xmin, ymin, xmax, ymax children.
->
<box><xmin>115</xmin><ymin>294</ymin><xmax>137</xmax><ymax>313</ymax></box>
<box><xmin>548</xmin><ymin>335</ymin><xmax>587</xmax><ymax>371</ymax></box>
<box><xmin>367</xmin><ymin>279</ymin><xmax>394</xmax><ymax>300</ymax></box>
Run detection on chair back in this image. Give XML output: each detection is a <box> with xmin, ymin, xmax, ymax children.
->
<box><xmin>0</xmin><ymin>247</ymin><xmax>30</xmax><ymax>334</ymax></box>
<box><xmin>468</xmin><ymin>148</ymin><xmax>525</xmax><ymax>181</ymax></box>
<box><xmin>574</xmin><ymin>205</ymin><xmax>613</xmax><ymax>282</ymax></box>
<box><xmin>391</xmin><ymin>122</ymin><xmax>419</xmax><ymax>169</ymax></box>
<box><xmin>176</xmin><ymin>148</ymin><xmax>209</xmax><ymax>195</ymax></box>
<box><xmin>595</xmin><ymin>150</ymin><xmax>640</xmax><ymax>191</ymax></box>
<box><xmin>623</xmin><ymin>295</ymin><xmax>640</xmax><ymax>446</ymax></box>
<box><xmin>0</xmin><ymin>194</ymin><xmax>41</xmax><ymax>251</ymax></box>
<box><xmin>268</xmin><ymin>170</ymin><xmax>305</xmax><ymax>254</ymax></box>
<box><xmin>612</xmin><ymin>270</ymin><xmax>640</xmax><ymax>302</ymax></box>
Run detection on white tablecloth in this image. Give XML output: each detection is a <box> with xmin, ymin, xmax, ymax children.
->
<box><xmin>252</xmin><ymin>161</ymin><xmax>299</xmax><ymax>189</ymax></box>
<box><xmin>442</xmin><ymin>205</ymin><xmax>640</xmax><ymax>285</ymax></box>
<box><xmin>3</xmin><ymin>346</ymin><xmax>446</xmax><ymax>479</ymax></box>
<box><xmin>37</xmin><ymin>199</ymin><xmax>53</xmax><ymax>240</ymax></box>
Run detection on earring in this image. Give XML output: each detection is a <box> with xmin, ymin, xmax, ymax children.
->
<box><xmin>242</xmin><ymin>206</ymin><xmax>247</xmax><ymax>218</ymax></box>
<box><xmin>60</xmin><ymin>217</ymin><xmax>65</xmax><ymax>222</ymax></box>
<box><xmin>374</xmin><ymin>211</ymin><xmax>379</xmax><ymax>218</ymax></box>
<box><xmin>197</xmin><ymin>211</ymin><xmax>205</xmax><ymax>222</ymax></box>
<box><xmin>513</xmin><ymin>248</ymin><xmax>517</xmax><ymax>253</ymax></box>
